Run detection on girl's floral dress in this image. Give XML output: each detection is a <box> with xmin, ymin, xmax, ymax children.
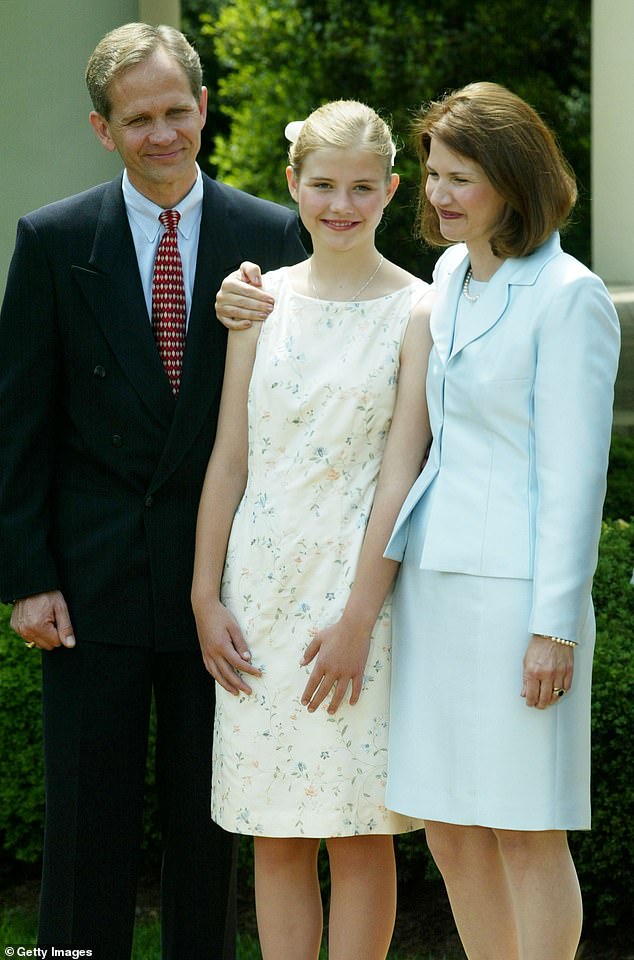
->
<box><xmin>211</xmin><ymin>268</ymin><xmax>427</xmax><ymax>837</ymax></box>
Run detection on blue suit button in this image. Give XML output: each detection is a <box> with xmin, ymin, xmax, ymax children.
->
<box><xmin>111</xmin><ymin>435</ymin><xmax>124</xmax><ymax>448</ymax></box>
<box><xmin>145</xmin><ymin>495</ymin><xmax>154</xmax><ymax>508</ymax></box>
<box><xmin>92</xmin><ymin>365</ymin><xmax>106</xmax><ymax>378</ymax></box>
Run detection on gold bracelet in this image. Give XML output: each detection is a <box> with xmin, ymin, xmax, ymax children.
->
<box><xmin>542</xmin><ymin>634</ymin><xmax>577</xmax><ymax>647</ymax></box>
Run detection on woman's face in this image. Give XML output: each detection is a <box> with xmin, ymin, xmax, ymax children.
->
<box><xmin>425</xmin><ymin>137</ymin><xmax>506</xmax><ymax>256</ymax></box>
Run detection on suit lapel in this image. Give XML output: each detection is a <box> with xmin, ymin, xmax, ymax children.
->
<box><xmin>71</xmin><ymin>176</ymin><xmax>175</xmax><ymax>428</ymax></box>
<box><xmin>430</xmin><ymin>257</ymin><xmax>464</xmax><ymax>365</ymax></box>
<box><xmin>434</xmin><ymin>236</ymin><xmax>562</xmax><ymax>362</ymax></box>
<box><xmin>432</xmin><ymin>247</ymin><xmax>514</xmax><ymax>361</ymax></box>
<box><xmin>450</xmin><ymin>261</ymin><xmax>513</xmax><ymax>357</ymax></box>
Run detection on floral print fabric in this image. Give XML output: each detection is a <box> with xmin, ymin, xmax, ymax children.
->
<box><xmin>211</xmin><ymin>269</ymin><xmax>426</xmax><ymax>837</ymax></box>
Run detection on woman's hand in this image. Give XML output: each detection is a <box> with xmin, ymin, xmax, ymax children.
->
<box><xmin>300</xmin><ymin>618</ymin><xmax>371</xmax><ymax>715</ymax></box>
<box><xmin>194</xmin><ymin>597</ymin><xmax>261</xmax><ymax>695</ymax></box>
<box><xmin>521</xmin><ymin>634</ymin><xmax>574</xmax><ymax>709</ymax></box>
<box><xmin>215</xmin><ymin>262</ymin><xmax>274</xmax><ymax>330</ymax></box>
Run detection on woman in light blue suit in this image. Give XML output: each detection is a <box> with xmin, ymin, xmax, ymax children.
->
<box><xmin>385</xmin><ymin>83</ymin><xmax>620</xmax><ymax>960</ymax></box>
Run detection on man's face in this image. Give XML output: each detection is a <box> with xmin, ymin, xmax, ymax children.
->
<box><xmin>90</xmin><ymin>46</ymin><xmax>207</xmax><ymax>207</ymax></box>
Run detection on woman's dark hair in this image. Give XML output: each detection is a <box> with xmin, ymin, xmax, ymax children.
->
<box><xmin>414</xmin><ymin>81</ymin><xmax>577</xmax><ymax>258</ymax></box>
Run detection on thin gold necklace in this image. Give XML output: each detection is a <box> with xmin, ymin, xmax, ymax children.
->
<box><xmin>309</xmin><ymin>255</ymin><xmax>384</xmax><ymax>301</ymax></box>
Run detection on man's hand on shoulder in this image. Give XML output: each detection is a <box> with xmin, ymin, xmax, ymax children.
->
<box><xmin>11</xmin><ymin>590</ymin><xmax>76</xmax><ymax>651</ymax></box>
<box><xmin>215</xmin><ymin>262</ymin><xmax>274</xmax><ymax>330</ymax></box>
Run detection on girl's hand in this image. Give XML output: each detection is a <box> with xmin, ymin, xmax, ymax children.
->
<box><xmin>195</xmin><ymin>598</ymin><xmax>261</xmax><ymax>695</ymax></box>
<box><xmin>300</xmin><ymin>618</ymin><xmax>371</xmax><ymax>714</ymax></box>
<box><xmin>521</xmin><ymin>634</ymin><xmax>574</xmax><ymax>709</ymax></box>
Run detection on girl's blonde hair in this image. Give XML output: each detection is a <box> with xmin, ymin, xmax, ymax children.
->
<box><xmin>289</xmin><ymin>100</ymin><xmax>395</xmax><ymax>181</ymax></box>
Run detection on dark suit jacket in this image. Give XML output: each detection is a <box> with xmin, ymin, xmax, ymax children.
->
<box><xmin>0</xmin><ymin>172</ymin><xmax>305</xmax><ymax>650</ymax></box>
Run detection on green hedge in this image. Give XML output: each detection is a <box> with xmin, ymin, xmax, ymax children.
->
<box><xmin>604</xmin><ymin>433</ymin><xmax>634</xmax><ymax>522</ymax></box>
<box><xmin>568</xmin><ymin>517</ymin><xmax>634</xmax><ymax>928</ymax></box>
<box><xmin>0</xmin><ymin>610</ymin><xmax>44</xmax><ymax>864</ymax></box>
<box><xmin>0</xmin><ymin>608</ymin><xmax>162</xmax><ymax>869</ymax></box>
<box><xmin>1</xmin><ymin>444</ymin><xmax>632</xmax><ymax>930</ymax></box>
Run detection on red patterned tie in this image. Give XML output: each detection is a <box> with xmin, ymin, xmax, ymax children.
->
<box><xmin>152</xmin><ymin>209</ymin><xmax>186</xmax><ymax>396</ymax></box>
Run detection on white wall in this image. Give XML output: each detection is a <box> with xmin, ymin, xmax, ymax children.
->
<box><xmin>0</xmin><ymin>0</ymin><xmax>180</xmax><ymax>292</ymax></box>
<box><xmin>139</xmin><ymin>0</ymin><xmax>180</xmax><ymax>22</ymax></box>
<box><xmin>592</xmin><ymin>0</ymin><xmax>634</xmax><ymax>284</ymax></box>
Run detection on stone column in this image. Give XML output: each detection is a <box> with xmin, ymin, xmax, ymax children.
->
<box><xmin>592</xmin><ymin>0</ymin><xmax>634</xmax><ymax>284</ymax></box>
<box><xmin>139</xmin><ymin>0</ymin><xmax>181</xmax><ymax>26</ymax></box>
<box><xmin>0</xmin><ymin>0</ymin><xmax>181</xmax><ymax>289</ymax></box>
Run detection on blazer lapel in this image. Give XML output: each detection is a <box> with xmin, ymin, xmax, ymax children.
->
<box><xmin>71</xmin><ymin>177</ymin><xmax>174</xmax><ymax>427</ymax></box>
<box><xmin>430</xmin><ymin>258</ymin><xmax>464</xmax><ymax>365</ymax></box>
<box><xmin>429</xmin><ymin>245</ymin><xmax>511</xmax><ymax>365</ymax></box>
<box><xmin>448</xmin><ymin>256</ymin><xmax>513</xmax><ymax>358</ymax></box>
<box><xmin>446</xmin><ymin>233</ymin><xmax>564</xmax><ymax>359</ymax></box>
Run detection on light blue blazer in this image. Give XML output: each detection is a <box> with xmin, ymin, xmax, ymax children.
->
<box><xmin>385</xmin><ymin>233</ymin><xmax>621</xmax><ymax>642</ymax></box>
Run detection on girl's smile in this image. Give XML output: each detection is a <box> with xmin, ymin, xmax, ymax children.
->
<box><xmin>286</xmin><ymin>147</ymin><xmax>398</xmax><ymax>253</ymax></box>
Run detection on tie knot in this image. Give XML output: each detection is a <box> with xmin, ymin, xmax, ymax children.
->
<box><xmin>159</xmin><ymin>209</ymin><xmax>180</xmax><ymax>232</ymax></box>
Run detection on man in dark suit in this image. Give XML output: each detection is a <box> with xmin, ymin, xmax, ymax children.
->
<box><xmin>0</xmin><ymin>22</ymin><xmax>304</xmax><ymax>959</ymax></box>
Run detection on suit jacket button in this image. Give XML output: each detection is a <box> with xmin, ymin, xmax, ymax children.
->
<box><xmin>111</xmin><ymin>434</ymin><xmax>124</xmax><ymax>448</ymax></box>
<box><xmin>145</xmin><ymin>495</ymin><xmax>154</xmax><ymax>508</ymax></box>
<box><xmin>93</xmin><ymin>365</ymin><xmax>106</xmax><ymax>378</ymax></box>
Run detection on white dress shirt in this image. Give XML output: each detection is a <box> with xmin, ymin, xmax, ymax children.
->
<box><xmin>122</xmin><ymin>166</ymin><xmax>204</xmax><ymax>326</ymax></box>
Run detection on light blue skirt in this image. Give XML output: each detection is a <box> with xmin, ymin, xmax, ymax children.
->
<box><xmin>386</xmin><ymin>558</ymin><xmax>594</xmax><ymax>831</ymax></box>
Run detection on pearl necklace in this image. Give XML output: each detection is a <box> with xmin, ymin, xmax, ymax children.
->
<box><xmin>309</xmin><ymin>255</ymin><xmax>384</xmax><ymax>301</ymax></box>
<box><xmin>462</xmin><ymin>267</ymin><xmax>480</xmax><ymax>303</ymax></box>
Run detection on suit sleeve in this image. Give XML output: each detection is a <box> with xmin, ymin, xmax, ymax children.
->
<box><xmin>0</xmin><ymin>216</ymin><xmax>61</xmax><ymax>602</ymax></box>
<box><xmin>529</xmin><ymin>273</ymin><xmax>621</xmax><ymax>641</ymax></box>
<box><xmin>268</xmin><ymin>211</ymin><xmax>306</xmax><ymax>271</ymax></box>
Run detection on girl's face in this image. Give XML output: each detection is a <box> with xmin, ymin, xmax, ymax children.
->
<box><xmin>286</xmin><ymin>147</ymin><xmax>398</xmax><ymax>253</ymax></box>
<box><xmin>424</xmin><ymin>136</ymin><xmax>506</xmax><ymax>256</ymax></box>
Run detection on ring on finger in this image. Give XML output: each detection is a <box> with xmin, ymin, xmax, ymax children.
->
<box><xmin>552</xmin><ymin>687</ymin><xmax>565</xmax><ymax>697</ymax></box>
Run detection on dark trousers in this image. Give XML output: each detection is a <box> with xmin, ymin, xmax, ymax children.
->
<box><xmin>38</xmin><ymin>643</ymin><xmax>237</xmax><ymax>960</ymax></box>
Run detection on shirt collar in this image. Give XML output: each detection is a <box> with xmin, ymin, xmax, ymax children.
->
<box><xmin>122</xmin><ymin>165</ymin><xmax>204</xmax><ymax>241</ymax></box>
